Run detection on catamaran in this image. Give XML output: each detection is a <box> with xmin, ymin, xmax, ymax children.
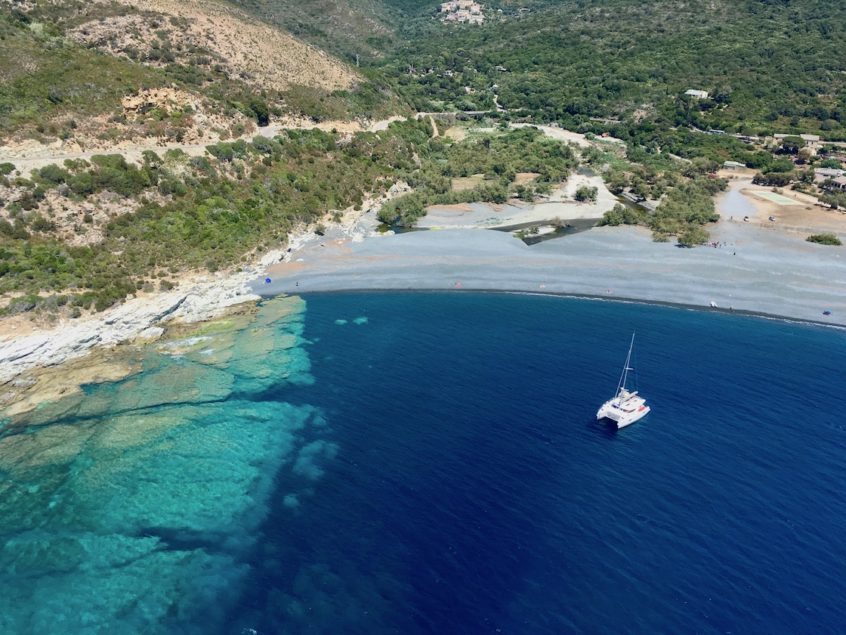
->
<box><xmin>597</xmin><ymin>333</ymin><xmax>650</xmax><ymax>429</ymax></box>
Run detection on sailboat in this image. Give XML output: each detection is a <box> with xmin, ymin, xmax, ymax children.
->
<box><xmin>596</xmin><ymin>333</ymin><xmax>650</xmax><ymax>429</ymax></box>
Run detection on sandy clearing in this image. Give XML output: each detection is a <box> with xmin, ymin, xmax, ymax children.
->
<box><xmin>514</xmin><ymin>172</ymin><xmax>540</xmax><ymax>185</ymax></box>
<box><xmin>421</xmin><ymin>174</ymin><xmax>617</xmax><ymax>229</ymax></box>
<box><xmin>444</xmin><ymin>127</ymin><xmax>468</xmax><ymax>141</ymax></box>
<box><xmin>451</xmin><ymin>175</ymin><xmax>486</xmax><ymax>191</ymax></box>
<box><xmin>718</xmin><ymin>180</ymin><xmax>846</xmax><ymax>237</ymax></box>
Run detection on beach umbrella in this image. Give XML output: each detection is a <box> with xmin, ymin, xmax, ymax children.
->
<box><xmin>265</xmin><ymin>277</ymin><xmax>272</xmax><ymax>284</ymax></box>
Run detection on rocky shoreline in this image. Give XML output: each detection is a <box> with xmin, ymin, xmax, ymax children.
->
<box><xmin>0</xmin><ymin>269</ymin><xmax>259</xmax><ymax>384</ymax></box>
<box><xmin>0</xmin><ymin>182</ymin><xmax>407</xmax><ymax>410</ymax></box>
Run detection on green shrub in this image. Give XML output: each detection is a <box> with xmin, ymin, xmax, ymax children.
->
<box><xmin>753</xmin><ymin>171</ymin><xmax>794</xmax><ymax>187</ymax></box>
<box><xmin>677</xmin><ymin>225</ymin><xmax>710</xmax><ymax>247</ymax></box>
<box><xmin>69</xmin><ymin>172</ymin><xmax>95</xmax><ymax>196</ymax></box>
<box><xmin>806</xmin><ymin>233</ymin><xmax>842</xmax><ymax>246</ymax></box>
<box><xmin>600</xmin><ymin>203</ymin><xmax>643</xmax><ymax>226</ymax></box>
<box><xmin>575</xmin><ymin>185</ymin><xmax>599</xmax><ymax>202</ymax></box>
<box><xmin>818</xmin><ymin>158</ymin><xmax>843</xmax><ymax>169</ymax></box>
<box><xmin>37</xmin><ymin>164</ymin><xmax>70</xmax><ymax>185</ymax></box>
<box><xmin>8</xmin><ymin>296</ymin><xmax>38</xmax><ymax>314</ymax></box>
<box><xmin>30</xmin><ymin>216</ymin><xmax>55</xmax><ymax>232</ymax></box>
<box><xmin>248</xmin><ymin>97</ymin><xmax>270</xmax><ymax>127</ymax></box>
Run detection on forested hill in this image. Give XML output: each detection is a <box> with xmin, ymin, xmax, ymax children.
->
<box><xmin>369</xmin><ymin>0</ymin><xmax>846</xmax><ymax>138</ymax></box>
<box><xmin>179</xmin><ymin>0</ymin><xmax>846</xmax><ymax>140</ymax></box>
<box><xmin>5</xmin><ymin>0</ymin><xmax>844</xmax><ymax>143</ymax></box>
<box><xmin>224</xmin><ymin>0</ymin><xmax>436</xmax><ymax>63</ymax></box>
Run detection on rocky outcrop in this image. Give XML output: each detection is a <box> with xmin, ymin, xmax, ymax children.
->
<box><xmin>0</xmin><ymin>271</ymin><xmax>261</xmax><ymax>385</ymax></box>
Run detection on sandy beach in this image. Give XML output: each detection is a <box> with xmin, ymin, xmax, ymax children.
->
<box><xmin>258</xmin><ymin>181</ymin><xmax>846</xmax><ymax>327</ymax></box>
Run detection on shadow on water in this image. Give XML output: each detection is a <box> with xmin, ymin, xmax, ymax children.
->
<box><xmin>590</xmin><ymin>417</ymin><xmax>623</xmax><ymax>439</ymax></box>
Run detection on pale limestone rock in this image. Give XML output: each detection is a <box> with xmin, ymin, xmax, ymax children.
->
<box><xmin>260</xmin><ymin>249</ymin><xmax>286</xmax><ymax>267</ymax></box>
<box><xmin>0</xmin><ymin>273</ymin><xmax>259</xmax><ymax>383</ymax></box>
<box><xmin>135</xmin><ymin>326</ymin><xmax>165</xmax><ymax>342</ymax></box>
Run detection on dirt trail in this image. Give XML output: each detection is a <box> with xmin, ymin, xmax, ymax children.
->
<box><xmin>2</xmin><ymin>108</ymin><xmax>510</xmax><ymax>175</ymax></box>
<box><xmin>0</xmin><ymin>113</ymin><xmax>615</xmax><ymax>175</ymax></box>
<box><xmin>0</xmin><ymin>117</ymin><xmax>404</xmax><ymax>174</ymax></box>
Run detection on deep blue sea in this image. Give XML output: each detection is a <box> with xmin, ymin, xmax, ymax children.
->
<box><xmin>3</xmin><ymin>292</ymin><xmax>846</xmax><ymax>634</ymax></box>
<box><xmin>240</xmin><ymin>293</ymin><xmax>846</xmax><ymax>634</ymax></box>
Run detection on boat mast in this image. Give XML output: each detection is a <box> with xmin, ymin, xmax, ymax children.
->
<box><xmin>615</xmin><ymin>333</ymin><xmax>635</xmax><ymax>397</ymax></box>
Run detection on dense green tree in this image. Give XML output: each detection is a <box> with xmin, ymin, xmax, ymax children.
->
<box><xmin>677</xmin><ymin>226</ymin><xmax>710</xmax><ymax>248</ymax></box>
<box><xmin>575</xmin><ymin>186</ymin><xmax>598</xmax><ymax>202</ymax></box>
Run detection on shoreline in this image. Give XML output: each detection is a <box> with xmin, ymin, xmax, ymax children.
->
<box><xmin>276</xmin><ymin>286</ymin><xmax>845</xmax><ymax>332</ymax></box>
<box><xmin>0</xmin><ymin>182</ymin><xmax>407</xmax><ymax>387</ymax></box>
<box><xmin>256</xmin><ymin>210</ymin><xmax>846</xmax><ymax>329</ymax></box>
<box><xmin>3</xmin><ymin>123</ymin><xmax>845</xmax><ymax>396</ymax></box>
<box><xmin>3</xmin><ymin>216</ymin><xmax>843</xmax><ymax>415</ymax></box>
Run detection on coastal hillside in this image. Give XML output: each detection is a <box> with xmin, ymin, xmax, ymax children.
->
<box><xmin>230</xmin><ymin>0</ymin><xmax>390</xmax><ymax>58</ymax></box>
<box><xmin>0</xmin><ymin>116</ymin><xmax>584</xmax><ymax>319</ymax></box>
<box><xmin>0</xmin><ymin>0</ymin><xmax>387</xmax><ymax>147</ymax></box>
<box><xmin>228</xmin><ymin>0</ymin><xmax>846</xmax><ymax>139</ymax></box>
<box><xmin>1</xmin><ymin>0</ymin><xmax>845</xmax><ymax>335</ymax></box>
<box><xmin>70</xmin><ymin>0</ymin><xmax>357</xmax><ymax>93</ymax></box>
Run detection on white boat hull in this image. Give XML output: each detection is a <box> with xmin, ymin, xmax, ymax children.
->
<box><xmin>596</xmin><ymin>391</ymin><xmax>650</xmax><ymax>429</ymax></box>
<box><xmin>597</xmin><ymin>405</ymin><xmax>650</xmax><ymax>428</ymax></box>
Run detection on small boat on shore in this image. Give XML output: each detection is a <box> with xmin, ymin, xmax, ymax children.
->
<box><xmin>597</xmin><ymin>333</ymin><xmax>650</xmax><ymax>429</ymax></box>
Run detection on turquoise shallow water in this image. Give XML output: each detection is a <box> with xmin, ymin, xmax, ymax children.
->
<box><xmin>2</xmin><ymin>292</ymin><xmax>846</xmax><ymax>634</ymax></box>
<box><xmin>0</xmin><ymin>296</ymin><xmax>322</xmax><ymax>633</ymax></box>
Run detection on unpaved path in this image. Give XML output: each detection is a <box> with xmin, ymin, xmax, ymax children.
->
<box><xmin>0</xmin><ymin>117</ymin><xmax>405</xmax><ymax>174</ymax></box>
<box><xmin>1</xmin><ymin>110</ymin><xmax>621</xmax><ymax>176</ymax></box>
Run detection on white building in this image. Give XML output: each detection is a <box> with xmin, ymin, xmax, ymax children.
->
<box><xmin>814</xmin><ymin>167</ymin><xmax>846</xmax><ymax>185</ymax></box>
<box><xmin>684</xmin><ymin>89</ymin><xmax>710</xmax><ymax>99</ymax></box>
<box><xmin>440</xmin><ymin>0</ymin><xmax>484</xmax><ymax>24</ymax></box>
<box><xmin>823</xmin><ymin>176</ymin><xmax>846</xmax><ymax>191</ymax></box>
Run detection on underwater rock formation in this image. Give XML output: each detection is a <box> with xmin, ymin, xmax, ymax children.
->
<box><xmin>0</xmin><ymin>296</ymin><xmax>333</xmax><ymax>634</ymax></box>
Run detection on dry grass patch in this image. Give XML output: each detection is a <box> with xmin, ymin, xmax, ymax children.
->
<box><xmin>451</xmin><ymin>174</ymin><xmax>485</xmax><ymax>191</ymax></box>
<box><xmin>444</xmin><ymin>126</ymin><xmax>468</xmax><ymax>141</ymax></box>
<box><xmin>514</xmin><ymin>172</ymin><xmax>540</xmax><ymax>185</ymax></box>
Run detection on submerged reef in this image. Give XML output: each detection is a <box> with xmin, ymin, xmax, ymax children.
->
<box><xmin>0</xmin><ymin>296</ymin><xmax>331</xmax><ymax>634</ymax></box>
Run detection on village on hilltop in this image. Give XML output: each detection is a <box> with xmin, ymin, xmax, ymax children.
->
<box><xmin>439</xmin><ymin>0</ymin><xmax>485</xmax><ymax>24</ymax></box>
